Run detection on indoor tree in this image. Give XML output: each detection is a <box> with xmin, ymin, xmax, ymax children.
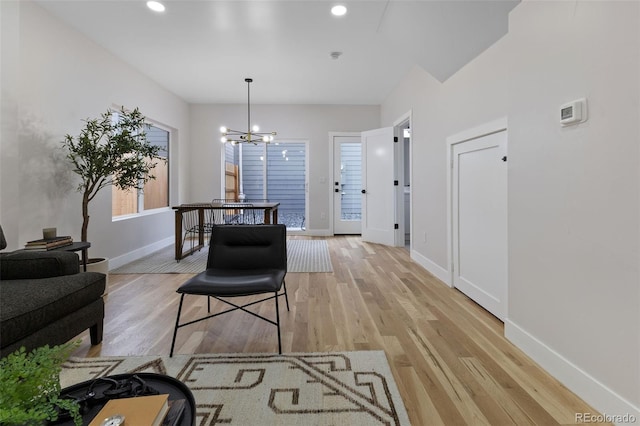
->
<box><xmin>62</xmin><ymin>107</ymin><xmax>165</xmax><ymax>243</ymax></box>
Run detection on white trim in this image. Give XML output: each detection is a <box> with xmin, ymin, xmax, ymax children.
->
<box><xmin>111</xmin><ymin>206</ymin><xmax>171</xmax><ymax>222</ymax></box>
<box><xmin>505</xmin><ymin>320</ymin><xmax>640</xmax><ymax>423</ymax></box>
<box><xmin>304</xmin><ymin>228</ymin><xmax>333</xmax><ymax>237</ymax></box>
<box><xmin>447</xmin><ymin>117</ymin><xmax>508</xmax><ymax>145</ymax></box>
<box><xmin>108</xmin><ymin>236</ymin><xmax>173</xmax><ymax>270</ymax></box>
<box><xmin>393</xmin><ymin>110</ymin><xmax>412</xmax><ymax>127</ymax></box>
<box><xmin>410</xmin><ymin>249</ymin><xmax>451</xmax><ymax>287</ymax></box>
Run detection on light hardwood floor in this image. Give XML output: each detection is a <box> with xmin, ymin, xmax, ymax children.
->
<box><xmin>72</xmin><ymin>236</ymin><xmax>607</xmax><ymax>425</ymax></box>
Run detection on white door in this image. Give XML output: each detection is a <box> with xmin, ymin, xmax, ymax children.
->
<box><xmin>452</xmin><ymin>130</ymin><xmax>507</xmax><ymax>320</ymax></box>
<box><xmin>333</xmin><ymin>135</ymin><xmax>362</xmax><ymax>234</ymax></box>
<box><xmin>361</xmin><ymin>127</ymin><xmax>395</xmax><ymax>246</ymax></box>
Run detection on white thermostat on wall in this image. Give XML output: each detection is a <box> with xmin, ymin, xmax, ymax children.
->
<box><xmin>560</xmin><ymin>98</ymin><xmax>587</xmax><ymax>126</ymax></box>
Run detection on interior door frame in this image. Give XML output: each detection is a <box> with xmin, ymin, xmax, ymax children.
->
<box><xmin>329</xmin><ymin>132</ymin><xmax>361</xmax><ymax>235</ymax></box>
<box><xmin>393</xmin><ymin>111</ymin><xmax>412</xmax><ymax>248</ymax></box>
<box><xmin>446</xmin><ymin>117</ymin><xmax>508</xmax><ymax>289</ymax></box>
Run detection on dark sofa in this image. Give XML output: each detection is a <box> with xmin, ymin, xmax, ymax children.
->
<box><xmin>0</xmin><ymin>226</ymin><xmax>106</xmax><ymax>357</ymax></box>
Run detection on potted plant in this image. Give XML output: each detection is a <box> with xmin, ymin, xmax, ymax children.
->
<box><xmin>62</xmin><ymin>107</ymin><xmax>165</xmax><ymax>272</ymax></box>
<box><xmin>0</xmin><ymin>342</ymin><xmax>82</xmax><ymax>425</ymax></box>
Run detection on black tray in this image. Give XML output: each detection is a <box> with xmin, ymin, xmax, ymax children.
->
<box><xmin>53</xmin><ymin>373</ymin><xmax>196</xmax><ymax>426</ymax></box>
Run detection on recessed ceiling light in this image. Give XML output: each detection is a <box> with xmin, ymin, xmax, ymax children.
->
<box><xmin>146</xmin><ymin>1</ymin><xmax>165</xmax><ymax>12</ymax></box>
<box><xmin>331</xmin><ymin>5</ymin><xmax>347</xmax><ymax>17</ymax></box>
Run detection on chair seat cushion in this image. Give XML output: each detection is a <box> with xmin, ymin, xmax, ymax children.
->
<box><xmin>1</xmin><ymin>272</ymin><xmax>105</xmax><ymax>347</ymax></box>
<box><xmin>178</xmin><ymin>268</ymin><xmax>285</xmax><ymax>297</ymax></box>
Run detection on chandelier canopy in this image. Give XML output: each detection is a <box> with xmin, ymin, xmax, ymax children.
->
<box><xmin>220</xmin><ymin>78</ymin><xmax>276</xmax><ymax>145</ymax></box>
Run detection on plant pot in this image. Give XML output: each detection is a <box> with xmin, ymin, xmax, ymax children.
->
<box><xmin>86</xmin><ymin>257</ymin><xmax>109</xmax><ymax>294</ymax></box>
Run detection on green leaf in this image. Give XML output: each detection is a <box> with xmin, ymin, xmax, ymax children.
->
<box><xmin>0</xmin><ymin>342</ymin><xmax>82</xmax><ymax>425</ymax></box>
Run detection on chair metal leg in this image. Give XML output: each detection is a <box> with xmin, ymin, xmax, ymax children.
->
<box><xmin>275</xmin><ymin>291</ymin><xmax>282</xmax><ymax>354</ymax></box>
<box><xmin>170</xmin><ymin>294</ymin><xmax>185</xmax><ymax>357</ymax></box>
<box><xmin>282</xmin><ymin>280</ymin><xmax>290</xmax><ymax>311</ymax></box>
<box><xmin>207</xmin><ymin>296</ymin><xmax>211</xmax><ymax>313</ymax></box>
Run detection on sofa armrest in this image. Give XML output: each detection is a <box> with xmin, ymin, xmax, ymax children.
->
<box><xmin>0</xmin><ymin>251</ymin><xmax>80</xmax><ymax>280</ymax></box>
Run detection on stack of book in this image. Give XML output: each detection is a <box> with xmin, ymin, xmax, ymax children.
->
<box><xmin>88</xmin><ymin>394</ymin><xmax>186</xmax><ymax>426</ymax></box>
<box><xmin>24</xmin><ymin>236</ymin><xmax>73</xmax><ymax>250</ymax></box>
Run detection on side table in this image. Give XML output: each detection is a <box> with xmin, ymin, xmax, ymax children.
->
<box><xmin>54</xmin><ymin>373</ymin><xmax>196</xmax><ymax>426</ymax></box>
<box><xmin>50</xmin><ymin>242</ymin><xmax>91</xmax><ymax>272</ymax></box>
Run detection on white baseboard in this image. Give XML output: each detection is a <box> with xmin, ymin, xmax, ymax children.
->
<box><xmin>303</xmin><ymin>228</ymin><xmax>332</xmax><ymax>237</ymax></box>
<box><xmin>505</xmin><ymin>320</ymin><xmax>640</xmax><ymax>425</ymax></box>
<box><xmin>108</xmin><ymin>237</ymin><xmax>173</xmax><ymax>270</ymax></box>
<box><xmin>410</xmin><ymin>250</ymin><xmax>451</xmax><ymax>287</ymax></box>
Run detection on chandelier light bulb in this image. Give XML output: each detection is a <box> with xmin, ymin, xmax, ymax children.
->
<box><xmin>331</xmin><ymin>5</ymin><xmax>347</xmax><ymax>16</ymax></box>
<box><xmin>252</xmin><ymin>125</ymin><xmax>260</xmax><ymax>132</ymax></box>
<box><xmin>220</xmin><ymin>126</ymin><xmax>227</xmax><ymax>133</ymax></box>
<box><xmin>221</xmin><ymin>136</ymin><xmax>227</xmax><ymax>143</ymax></box>
<box><xmin>146</xmin><ymin>1</ymin><xmax>165</xmax><ymax>12</ymax></box>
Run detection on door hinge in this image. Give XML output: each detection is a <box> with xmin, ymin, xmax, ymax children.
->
<box><xmin>394</xmin><ymin>136</ymin><xmax>398</xmax><ymax>143</ymax></box>
<box><xmin>394</xmin><ymin>180</ymin><xmax>399</xmax><ymax>186</ymax></box>
<box><xmin>394</xmin><ymin>223</ymin><xmax>399</xmax><ymax>229</ymax></box>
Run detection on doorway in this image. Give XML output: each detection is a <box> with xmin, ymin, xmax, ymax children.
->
<box><xmin>395</xmin><ymin>118</ymin><xmax>411</xmax><ymax>250</ymax></box>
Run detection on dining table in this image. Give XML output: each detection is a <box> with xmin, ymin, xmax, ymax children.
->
<box><xmin>172</xmin><ymin>201</ymin><xmax>280</xmax><ymax>260</ymax></box>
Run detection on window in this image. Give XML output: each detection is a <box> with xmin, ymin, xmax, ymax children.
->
<box><xmin>112</xmin><ymin>124</ymin><xmax>170</xmax><ymax>217</ymax></box>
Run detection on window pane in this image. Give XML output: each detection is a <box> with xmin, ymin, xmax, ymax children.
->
<box><xmin>340</xmin><ymin>143</ymin><xmax>361</xmax><ymax>220</ymax></box>
<box><xmin>235</xmin><ymin>142</ymin><xmax>307</xmax><ymax>230</ymax></box>
<box><xmin>267</xmin><ymin>143</ymin><xmax>306</xmax><ymax>229</ymax></box>
<box><xmin>112</xmin><ymin>123</ymin><xmax>169</xmax><ymax>217</ymax></box>
<box><xmin>143</xmin><ymin>125</ymin><xmax>169</xmax><ymax>210</ymax></box>
<box><xmin>241</xmin><ymin>144</ymin><xmax>265</xmax><ymax>200</ymax></box>
<box><xmin>112</xmin><ymin>186</ymin><xmax>138</xmax><ymax>216</ymax></box>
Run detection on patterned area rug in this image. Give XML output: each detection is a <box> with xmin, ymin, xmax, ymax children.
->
<box><xmin>110</xmin><ymin>239</ymin><xmax>333</xmax><ymax>274</ymax></box>
<box><xmin>60</xmin><ymin>351</ymin><xmax>409</xmax><ymax>426</ymax></box>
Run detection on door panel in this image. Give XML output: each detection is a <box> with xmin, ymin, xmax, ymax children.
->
<box><xmin>361</xmin><ymin>127</ymin><xmax>395</xmax><ymax>246</ymax></box>
<box><xmin>333</xmin><ymin>136</ymin><xmax>362</xmax><ymax>234</ymax></box>
<box><xmin>452</xmin><ymin>130</ymin><xmax>507</xmax><ymax>320</ymax></box>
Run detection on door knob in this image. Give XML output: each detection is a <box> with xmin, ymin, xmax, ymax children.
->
<box><xmin>361</xmin><ymin>189</ymin><xmax>366</xmax><ymax>194</ymax></box>
<box><xmin>335</xmin><ymin>188</ymin><xmax>339</xmax><ymax>193</ymax></box>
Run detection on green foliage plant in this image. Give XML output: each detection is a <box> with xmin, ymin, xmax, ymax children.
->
<box><xmin>0</xmin><ymin>342</ymin><xmax>81</xmax><ymax>425</ymax></box>
<box><xmin>62</xmin><ymin>107</ymin><xmax>165</xmax><ymax>243</ymax></box>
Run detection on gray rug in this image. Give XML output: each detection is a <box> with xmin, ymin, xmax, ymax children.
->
<box><xmin>111</xmin><ymin>239</ymin><xmax>333</xmax><ymax>274</ymax></box>
<box><xmin>60</xmin><ymin>351</ymin><xmax>410</xmax><ymax>426</ymax></box>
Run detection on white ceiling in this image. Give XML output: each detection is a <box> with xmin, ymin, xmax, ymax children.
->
<box><xmin>34</xmin><ymin>0</ymin><xmax>519</xmax><ymax>105</ymax></box>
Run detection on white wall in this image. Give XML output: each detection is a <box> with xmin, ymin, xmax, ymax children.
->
<box><xmin>189</xmin><ymin>104</ymin><xmax>380</xmax><ymax>234</ymax></box>
<box><xmin>0</xmin><ymin>1</ymin><xmax>190</xmax><ymax>264</ymax></box>
<box><xmin>506</xmin><ymin>0</ymin><xmax>640</xmax><ymax>416</ymax></box>
<box><xmin>381</xmin><ymin>0</ymin><xmax>640</xmax><ymax>418</ymax></box>
<box><xmin>382</xmin><ymin>34</ymin><xmax>510</xmax><ymax>281</ymax></box>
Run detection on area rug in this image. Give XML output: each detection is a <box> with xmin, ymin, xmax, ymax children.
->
<box><xmin>60</xmin><ymin>351</ymin><xmax>410</xmax><ymax>426</ymax></box>
<box><xmin>110</xmin><ymin>239</ymin><xmax>333</xmax><ymax>274</ymax></box>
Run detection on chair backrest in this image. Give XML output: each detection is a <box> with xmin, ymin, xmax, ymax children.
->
<box><xmin>207</xmin><ymin>224</ymin><xmax>287</xmax><ymax>271</ymax></box>
<box><xmin>181</xmin><ymin>206</ymin><xmax>200</xmax><ymax>232</ymax></box>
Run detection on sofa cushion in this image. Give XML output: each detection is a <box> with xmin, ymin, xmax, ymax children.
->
<box><xmin>0</xmin><ymin>251</ymin><xmax>79</xmax><ymax>280</ymax></box>
<box><xmin>0</xmin><ymin>272</ymin><xmax>105</xmax><ymax>348</ymax></box>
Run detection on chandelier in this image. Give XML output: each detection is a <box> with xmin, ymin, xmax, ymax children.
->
<box><xmin>220</xmin><ymin>78</ymin><xmax>276</xmax><ymax>145</ymax></box>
